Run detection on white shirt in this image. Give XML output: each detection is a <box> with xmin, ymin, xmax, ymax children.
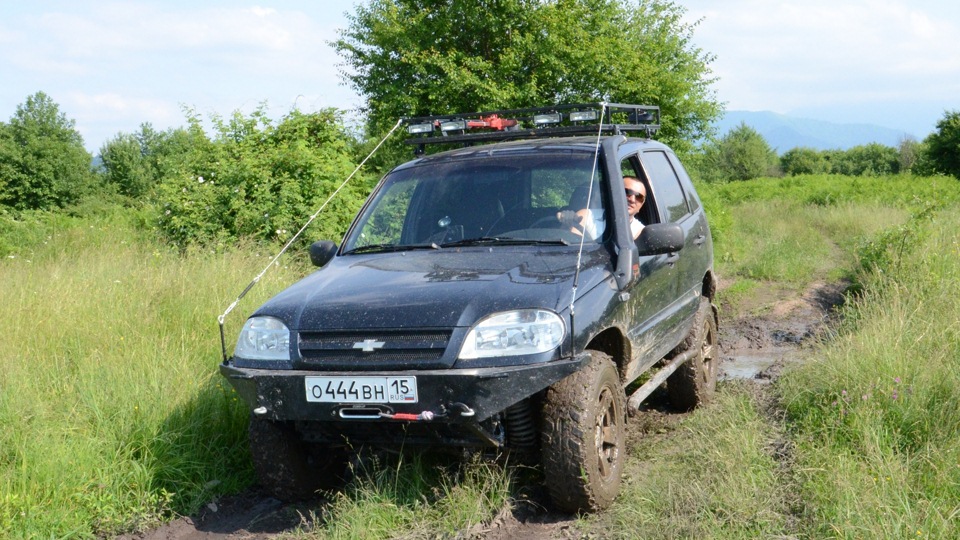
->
<box><xmin>630</xmin><ymin>217</ymin><xmax>644</xmax><ymax>239</ymax></box>
<box><xmin>578</xmin><ymin>209</ymin><xmax>606</xmax><ymax>241</ymax></box>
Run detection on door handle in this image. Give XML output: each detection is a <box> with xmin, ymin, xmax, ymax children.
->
<box><xmin>666</xmin><ymin>252</ymin><xmax>679</xmax><ymax>265</ymax></box>
<box><xmin>693</xmin><ymin>234</ymin><xmax>706</xmax><ymax>246</ymax></box>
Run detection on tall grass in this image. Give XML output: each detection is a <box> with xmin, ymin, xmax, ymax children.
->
<box><xmin>582</xmin><ymin>386</ymin><xmax>788</xmax><ymax>539</ymax></box>
<box><xmin>697</xmin><ymin>174</ymin><xmax>960</xmax><ymax>314</ymax></box>
<box><xmin>0</xmin><ymin>209</ymin><xmax>302</xmax><ymax>537</ymax></box>
<box><xmin>778</xmin><ymin>209</ymin><xmax>960</xmax><ymax>538</ymax></box>
<box><xmin>303</xmin><ymin>454</ymin><xmax>512</xmax><ymax>540</ymax></box>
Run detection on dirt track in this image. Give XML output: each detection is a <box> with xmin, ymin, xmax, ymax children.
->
<box><xmin>119</xmin><ymin>282</ymin><xmax>845</xmax><ymax>540</ymax></box>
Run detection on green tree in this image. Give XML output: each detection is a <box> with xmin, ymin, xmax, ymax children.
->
<box><xmin>334</xmin><ymin>0</ymin><xmax>721</xmax><ymax>156</ymax></box>
<box><xmin>910</xmin><ymin>141</ymin><xmax>937</xmax><ymax>176</ymax></box>
<box><xmin>706</xmin><ymin>122</ymin><xmax>779</xmax><ymax>181</ymax></box>
<box><xmin>0</xmin><ymin>92</ymin><xmax>93</xmax><ymax>210</ymax></box>
<box><xmin>781</xmin><ymin>146</ymin><xmax>830</xmax><ymax>176</ymax></box>
<box><xmin>99</xmin><ymin>123</ymin><xmax>197</xmax><ymax>200</ymax></box>
<box><xmin>897</xmin><ymin>136</ymin><xmax>920</xmax><ymax>173</ymax></box>
<box><xmin>924</xmin><ymin>110</ymin><xmax>960</xmax><ymax>178</ymax></box>
<box><xmin>830</xmin><ymin>143</ymin><xmax>899</xmax><ymax>176</ymax></box>
<box><xmin>100</xmin><ymin>131</ymin><xmax>154</xmax><ymax>199</ymax></box>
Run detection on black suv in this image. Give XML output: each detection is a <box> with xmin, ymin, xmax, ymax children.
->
<box><xmin>220</xmin><ymin>104</ymin><xmax>718</xmax><ymax>512</ymax></box>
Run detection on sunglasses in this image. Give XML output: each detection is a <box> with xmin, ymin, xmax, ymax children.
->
<box><xmin>625</xmin><ymin>188</ymin><xmax>645</xmax><ymax>201</ymax></box>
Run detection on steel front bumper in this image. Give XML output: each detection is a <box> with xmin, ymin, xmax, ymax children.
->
<box><xmin>220</xmin><ymin>355</ymin><xmax>587</xmax><ymax>425</ymax></box>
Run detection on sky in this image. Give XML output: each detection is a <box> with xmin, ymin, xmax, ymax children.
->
<box><xmin>1</xmin><ymin>0</ymin><xmax>958</xmax><ymax>154</ymax></box>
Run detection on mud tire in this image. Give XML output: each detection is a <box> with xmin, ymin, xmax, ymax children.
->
<box><xmin>667</xmin><ymin>297</ymin><xmax>719</xmax><ymax>411</ymax></box>
<box><xmin>248</xmin><ymin>417</ymin><xmax>348</xmax><ymax>501</ymax></box>
<box><xmin>541</xmin><ymin>351</ymin><xmax>626</xmax><ymax>513</ymax></box>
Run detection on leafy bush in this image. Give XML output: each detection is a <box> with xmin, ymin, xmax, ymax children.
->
<box><xmin>829</xmin><ymin>143</ymin><xmax>900</xmax><ymax>176</ymax></box>
<box><xmin>781</xmin><ymin>146</ymin><xmax>830</xmax><ymax>176</ymax></box>
<box><xmin>155</xmin><ymin>107</ymin><xmax>371</xmax><ymax>247</ymax></box>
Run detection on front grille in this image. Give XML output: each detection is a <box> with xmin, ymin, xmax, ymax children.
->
<box><xmin>298</xmin><ymin>330</ymin><xmax>452</xmax><ymax>363</ymax></box>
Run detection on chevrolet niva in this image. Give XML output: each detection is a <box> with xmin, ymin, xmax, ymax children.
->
<box><xmin>220</xmin><ymin>104</ymin><xmax>718</xmax><ymax>512</ymax></box>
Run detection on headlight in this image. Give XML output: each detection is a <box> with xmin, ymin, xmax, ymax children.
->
<box><xmin>234</xmin><ymin>316</ymin><xmax>290</xmax><ymax>361</ymax></box>
<box><xmin>459</xmin><ymin>309</ymin><xmax>565</xmax><ymax>359</ymax></box>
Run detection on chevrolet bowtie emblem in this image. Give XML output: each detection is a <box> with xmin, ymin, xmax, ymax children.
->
<box><xmin>353</xmin><ymin>339</ymin><xmax>386</xmax><ymax>352</ymax></box>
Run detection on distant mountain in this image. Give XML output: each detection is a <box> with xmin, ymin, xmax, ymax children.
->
<box><xmin>716</xmin><ymin>111</ymin><xmax>913</xmax><ymax>154</ymax></box>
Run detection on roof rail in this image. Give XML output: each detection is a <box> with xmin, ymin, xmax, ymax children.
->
<box><xmin>402</xmin><ymin>103</ymin><xmax>660</xmax><ymax>150</ymax></box>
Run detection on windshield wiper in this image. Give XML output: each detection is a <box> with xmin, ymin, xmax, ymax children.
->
<box><xmin>441</xmin><ymin>236</ymin><xmax>569</xmax><ymax>247</ymax></box>
<box><xmin>343</xmin><ymin>242</ymin><xmax>440</xmax><ymax>255</ymax></box>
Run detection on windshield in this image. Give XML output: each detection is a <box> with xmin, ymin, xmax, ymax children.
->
<box><xmin>343</xmin><ymin>149</ymin><xmax>606</xmax><ymax>252</ymax></box>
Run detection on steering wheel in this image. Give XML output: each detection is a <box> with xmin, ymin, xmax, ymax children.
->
<box><xmin>529</xmin><ymin>214</ymin><xmax>565</xmax><ymax>229</ymax></box>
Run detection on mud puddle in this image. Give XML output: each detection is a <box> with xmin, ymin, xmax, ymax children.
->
<box><xmin>721</xmin><ymin>354</ymin><xmax>779</xmax><ymax>380</ymax></box>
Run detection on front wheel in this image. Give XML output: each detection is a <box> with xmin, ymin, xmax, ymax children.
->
<box><xmin>541</xmin><ymin>351</ymin><xmax>626</xmax><ymax>513</ymax></box>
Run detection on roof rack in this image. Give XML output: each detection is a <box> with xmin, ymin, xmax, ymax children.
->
<box><xmin>402</xmin><ymin>103</ymin><xmax>660</xmax><ymax>150</ymax></box>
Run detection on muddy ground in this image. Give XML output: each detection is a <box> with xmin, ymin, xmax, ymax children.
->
<box><xmin>119</xmin><ymin>281</ymin><xmax>846</xmax><ymax>540</ymax></box>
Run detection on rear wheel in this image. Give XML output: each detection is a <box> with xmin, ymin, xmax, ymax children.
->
<box><xmin>541</xmin><ymin>351</ymin><xmax>626</xmax><ymax>513</ymax></box>
<box><xmin>248</xmin><ymin>417</ymin><xmax>348</xmax><ymax>500</ymax></box>
<box><xmin>667</xmin><ymin>298</ymin><xmax>719</xmax><ymax>411</ymax></box>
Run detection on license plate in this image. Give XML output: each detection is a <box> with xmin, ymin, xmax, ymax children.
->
<box><xmin>305</xmin><ymin>376</ymin><xmax>418</xmax><ymax>404</ymax></box>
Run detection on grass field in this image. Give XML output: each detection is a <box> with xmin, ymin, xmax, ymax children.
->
<box><xmin>1</xmin><ymin>173</ymin><xmax>959</xmax><ymax>538</ymax></box>
<box><xmin>0</xmin><ymin>209</ymin><xmax>300</xmax><ymax>537</ymax></box>
<box><xmin>779</xmin><ymin>209</ymin><xmax>960</xmax><ymax>538</ymax></box>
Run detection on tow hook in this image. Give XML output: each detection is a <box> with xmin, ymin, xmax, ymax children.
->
<box><xmin>449</xmin><ymin>402</ymin><xmax>475</xmax><ymax>417</ymax></box>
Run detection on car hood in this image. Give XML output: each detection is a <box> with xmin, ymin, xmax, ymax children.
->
<box><xmin>255</xmin><ymin>246</ymin><xmax>613</xmax><ymax>330</ymax></box>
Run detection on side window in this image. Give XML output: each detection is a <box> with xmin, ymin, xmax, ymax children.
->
<box><xmin>641</xmin><ymin>151</ymin><xmax>690</xmax><ymax>223</ymax></box>
<box><xmin>669</xmin><ymin>153</ymin><xmax>701</xmax><ymax>212</ymax></box>
<box><xmin>621</xmin><ymin>156</ymin><xmax>660</xmax><ymax>225</ymax></box>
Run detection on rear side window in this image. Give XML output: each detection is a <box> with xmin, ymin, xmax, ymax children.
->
<box><xmin>642</xmin><ymin>151</ymin><xmax>690</xmax><ymax>223</ymax></box>
<box><xmin>670</xmin><ymin>154</ymin><xmax>701</xmax><ymax>212</ymax></box>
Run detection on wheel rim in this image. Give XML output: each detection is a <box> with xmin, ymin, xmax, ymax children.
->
<box><xmin>594</xmin><ymin>386</ymin><xmax>620</xmax><ymax>479</ymax></box>
<box><xmin>699</xmin><ymin>318</ymin><xmax>718</xmax><ymax>385</ymax></box>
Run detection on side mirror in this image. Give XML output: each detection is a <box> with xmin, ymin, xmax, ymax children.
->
<box><xmin>636</xmin><ymin>223</ymin><xmax>684</xmax><ymax>256</ymax></box>
<box><xmin>309</xmin><ymin>240</ymin><xmax>338</xmax><ymax>267</ymax></box>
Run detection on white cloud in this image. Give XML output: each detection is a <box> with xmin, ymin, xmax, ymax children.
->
<box><xmin>30</xmin><ymin>3</ymin><xmax>317</xmax><ymax>63</ymax></box>
<box><xmin>683</xmin><ymin>0</ymin><xmax>960</xmax><ymax>115</ymax></box>
<box><xmin>69</xmin><ymin>92</ymin><xmax>179</xmax><ymax>122</ymax></box>
<box><xmin>0</xmin><ymin>0</ymin><xmax>359</xmax><ymax>151</ymax></box>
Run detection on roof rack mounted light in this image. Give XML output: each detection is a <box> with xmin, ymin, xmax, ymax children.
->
<box><xmin>406</xmin><ymin>122</ymin><xmax>434</xmax><ymax>134</ymax></box>
<box><xmin>569</xmin><ymin>110</ymin><xmax>598</xmax><ymax>122</ymax></box>
<box><xmin>533</xmin><ymin>112</ymin><xmax>562</xmax><ymax>125</ymax></box>
<box><xmin>401</xmin><ymin>103</ymin><xmax>660</xmax><ymax>147</ymax></box>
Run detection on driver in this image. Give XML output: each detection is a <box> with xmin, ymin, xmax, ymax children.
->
<box><xmin>556</xmin><ymin>185</ymin><xmax>605</xmax><ymax>240</ymax></box>
<box><xmin>623</xmin><ymin>176</ymin><xmax>646</xmax><ymax>239</ymax></box>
